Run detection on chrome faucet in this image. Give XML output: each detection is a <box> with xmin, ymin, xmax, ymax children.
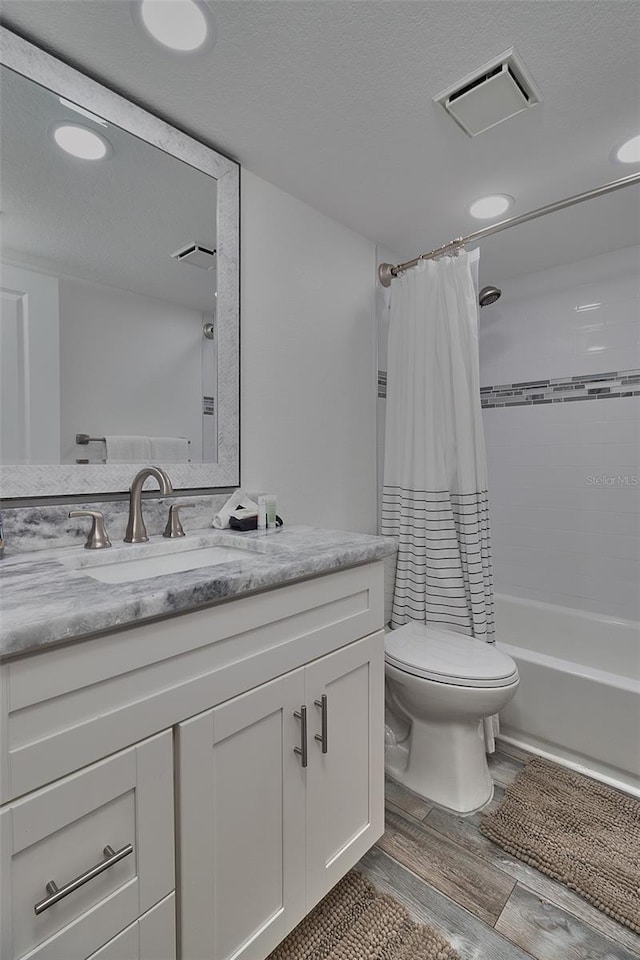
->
<box><xmin>124</xmin><ymin>466</ymin><xmax>173</xmax><ymax>543</ymax></box>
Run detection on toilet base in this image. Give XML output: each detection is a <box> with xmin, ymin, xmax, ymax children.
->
<box><xmin>385</xmin><ymin>715</ymin><xmax>494</xmax><ymax>814</ymax></box>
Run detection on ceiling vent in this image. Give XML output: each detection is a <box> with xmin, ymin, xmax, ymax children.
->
<box><xmin>435</xmin><ymin>48</ymin><xmax>541</xmax><ymax>137</ymax></box>
<box><xmin>170</xmin><ymin>242</ymin><xmax>217</xmax><ymax>270</ymax></box>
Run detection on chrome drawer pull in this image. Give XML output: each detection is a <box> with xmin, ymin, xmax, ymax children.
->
<box><xmin>314</xmin><ymin>694</ymin><xmax>328</xmax><ymax>754</ymax></box>
<box><xmin>34</xmin><ymin>843</ymin><xmax>133</xmax><ymax>915</ymax></box>
<box><xmin>293</xmin><ymin>705</ymin><xmax>308</xmax><ymax>768</ymax></box>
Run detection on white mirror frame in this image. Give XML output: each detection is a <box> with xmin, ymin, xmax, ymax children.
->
<box><xmin>0</xmin><ymin>28</ymin><xmax>239</xmax><ymax>499</ymax></box>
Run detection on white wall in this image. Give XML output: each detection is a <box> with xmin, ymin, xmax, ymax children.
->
<box><xmin>241</xmin><ymin>170</ymin><xmax>377</xmax><ymax>534</ymax></box>
<box><xmin>60</xmin><ymin>275</ymin><xmax>207</xmax><ymax>463</ymax></box>
<box><xmin>480</xmin><ymin>245</ymin><xmax>640</xmax><ymax>621</ymax></box>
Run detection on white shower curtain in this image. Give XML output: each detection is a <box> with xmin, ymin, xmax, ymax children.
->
<box><xmin>381</xmin><ymin>250</ymin><xmax>495</xmax><ymax>643</ymax></box>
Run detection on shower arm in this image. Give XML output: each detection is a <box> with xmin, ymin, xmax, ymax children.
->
<box><xmin>378</xmin><ymin>170</ymin><xmax>640</xmax><ymax>287</ymax></box>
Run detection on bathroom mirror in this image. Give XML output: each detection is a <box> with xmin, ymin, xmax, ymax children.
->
<box><xmin>0</xmin><ymin>29</ymin><xmax>239</xmax><ymax>498</ymax></box>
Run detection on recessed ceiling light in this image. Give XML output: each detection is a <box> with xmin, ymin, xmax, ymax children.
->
<box><xmin>59</xmin><ymin>98</ymin><xmax>108</xmax><ymax>127</ymax></box>
<box><xmin>133</xmin><ymin>0</ymin><xmax>216</xmax><ymax>53</ymax></box>
<box><xmin>51</xmin><ymin>124</ymin><xmax>111</xmax><ymax>160</ymax></box>
<box><xmin>615</xmin><ymin>134</ymin><xmax>640</xmax><ymax>164</ymax></box>
<box><xmin>469</xmin><ymin>194</ymin><xmax>514</xmax><ymax>220</ymax></box>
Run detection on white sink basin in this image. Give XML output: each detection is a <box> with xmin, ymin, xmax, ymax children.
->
<box><xmin>64</xmin><ymin>544</ymin><xmax>250</xmax><ymax>584</ymax></box>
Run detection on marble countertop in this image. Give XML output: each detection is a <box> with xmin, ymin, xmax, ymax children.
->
<box><xmin>0</xmin><ymin>525</ymin><xmax>395</xmax><ymax>660</ymax></box>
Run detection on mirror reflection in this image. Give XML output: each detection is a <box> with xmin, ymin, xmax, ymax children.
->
<box><xmin>0</xmin><ymin>66</ymin><xmax>219</xmax><ymax>466</ymax></box>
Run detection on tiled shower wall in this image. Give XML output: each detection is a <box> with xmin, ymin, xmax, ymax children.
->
<box><xmin>479</xmin><ymin>244</ymin><xmax>640</xmax><ymax>621</ymax></box>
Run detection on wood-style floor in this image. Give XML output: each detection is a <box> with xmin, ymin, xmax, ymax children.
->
<box><xmin>357</xmin><ymin>746</ymin><xmax>640</xmax><ymax>960</ymax></box>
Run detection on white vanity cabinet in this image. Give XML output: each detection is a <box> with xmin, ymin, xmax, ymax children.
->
<box><xmin>0</xmin><ymin>561</ymin><xmax>385</xmax><ymax>960</ymax></box>
<box><xmin>177</xmin><ymin>632</ymin><xmax>384</xmax><ymax>960</ymax></box>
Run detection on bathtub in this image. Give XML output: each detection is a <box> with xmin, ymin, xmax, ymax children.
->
<box><xmin>496</xmin><ymin>593</ymin><xmax>640</xmax><ymax>797</ymax></box>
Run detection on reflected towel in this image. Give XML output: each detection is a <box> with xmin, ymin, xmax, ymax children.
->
<box><xmin>104</xmin><ymin>436</ymin><xmax>151</xmax><ymax>463</ymax></box>
<box><xmin>213</xmin><ymin>489</ymin><xmax>259</xmax><ymax>529</ymax></box>
<box><xmin>484</xmin><ymin>714</ymin><xmax>500</xmax><ymax>754</ymax></box>
<box><xmin>149</xmin><ymin>437</ymin><xmax>190</xmax><ymax>462</ymax></box>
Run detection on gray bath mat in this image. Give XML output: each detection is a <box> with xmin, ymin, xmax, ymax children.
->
<box><xmin>480</xmin><ymin>757</ymin><xmax>640</xmax><ymax>932</ymax></box>
<box><xmin>267</xmin><ymin>870</ymin><xmax>460</xmax><ymax>959</ymax></box>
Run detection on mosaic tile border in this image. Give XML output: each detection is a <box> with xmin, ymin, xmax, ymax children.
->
<box><xmin>377</xmin><ymin>369</ymin><xmax>640</xmax><ymax>405</ymax></box>
<box><xmin>480</xmin><ymin>369</ymin><xmax>640</xmax><ymax>408</ymax></box>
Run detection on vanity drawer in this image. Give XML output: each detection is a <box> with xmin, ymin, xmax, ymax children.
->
<box><xmin>0</xmin><ymin>731</ymin><xmax>174</xmax><ymax>960</ymax></box>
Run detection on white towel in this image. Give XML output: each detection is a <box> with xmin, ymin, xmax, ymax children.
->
<box><xmin>230</xmin><ymin>508</ymin><xmax>258</xmax><ymax>520</ymax></box>
<box><xmin>104</xmin><ymin>436</ymin><xmax>151</xmax><ymax>463</ymax></box>
<box><xmin>213</xmin><ymin>489</ymin><xmax>259</xmax><ymax>529</ymax></box>
<box><xmin>149</xmin><ymin>437</ymin><xmax>190</xmax><ymax>462</ymax></box>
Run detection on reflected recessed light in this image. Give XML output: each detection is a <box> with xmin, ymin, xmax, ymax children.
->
<box><xmin>575</xmin><ymin>302</ymin><xmax>601</xmax><ymax>312</ymax></box>
<box><xmin>134</xmin><ymin>0</ymin><xmax>216</xmax><ymax>53</ymax></box>
<box><xmin>59</xmin><ymin>98</ymin><xmax>108</xmax><ymax>127</ymax></box>
<box><xmin>51</xmin><ymin>123</ymin><xmax>111</xmax><ymax>160</ymax></box>
<box><xmin>469</xmin><ymin>194</ymin><xmax>514</xmax><ymax>220</ymax></box>
<box><xmin>615</xmin><ymin>134</ymin><xmax>640</xmax><ymax>164</ymax></box>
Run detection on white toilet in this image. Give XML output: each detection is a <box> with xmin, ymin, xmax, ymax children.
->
<box><xmin>384</xmin><ymin>621</ymin><xmax>520</xmax><ymax>814</ymax></box>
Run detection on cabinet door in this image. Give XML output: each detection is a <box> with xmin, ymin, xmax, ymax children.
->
<box><xmin>177</xmin><ymin>670</ymin><xmax>306</xmax><ymax>960</ymax></box>
<box><xmin>305</xmin><ymin>631</ymin><xmax>385</xmax><ymax>908</ymax></box>
<box><xmin>0</xmin><ymin>731</ymin><xmax>174</xmax><ymax>960</ymax></box>
<box><xmin>86</xmin><ymin>894</ymin><xmax>175</xmax><ymax>960</ymax></box>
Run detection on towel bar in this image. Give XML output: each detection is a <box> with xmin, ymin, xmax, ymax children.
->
<box><xmin>76</xmin><ymin>434</ymin><xmax>191</xmax><ymax>445</ymax></box>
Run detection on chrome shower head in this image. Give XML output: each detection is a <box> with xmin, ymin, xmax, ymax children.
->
<box><xmin>479</xmin><ymin>285</ymin><xmax>501</xmax><ymax>307</ymax></box>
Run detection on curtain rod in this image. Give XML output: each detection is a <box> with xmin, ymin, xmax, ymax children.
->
<box><xmin>378</xmin><ymin>170</ymin><xmax>640</xmax><ymax>287</ymax></box>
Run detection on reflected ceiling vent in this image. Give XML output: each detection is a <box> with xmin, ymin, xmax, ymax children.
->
<box><xmin>170</xmin><ymin>242</ymin><xmax>216</xmax><ymax>270</ymax></box>
<box><xmin>435</xmin><ymin>48</ymin><xmax>541</xmax><ymax>137</ymax></box>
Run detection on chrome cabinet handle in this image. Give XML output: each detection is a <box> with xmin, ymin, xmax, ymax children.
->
<box><xmin>293</xmin><ymin>706</ymin><xmax>308</xmax><ymax>768</ymax></box>
<box><xmin>34</xmin><ymin>843</ymin><xmax>133</xmax><ymax>915</ymax></box>
<box><xmin>314</xmin><ymin>694</ymin><xmax>328</xmax><ymax>754</ymax></box>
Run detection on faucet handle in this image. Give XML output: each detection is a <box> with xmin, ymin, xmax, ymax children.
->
<box><xmin>163</xmin><ymin>503</ymin><xmax>195</xmax><ymax>539</ymax></box>
<box><xmin>69</xmin><ymin>510</ymin><xmax>112</xmax><ymax>550</ymax></box>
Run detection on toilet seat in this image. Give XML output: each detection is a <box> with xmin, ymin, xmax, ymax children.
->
<box><xmin>385</xmin><ymin>621</ymin><xmax>518</xmax><ymax>688</ymax></box>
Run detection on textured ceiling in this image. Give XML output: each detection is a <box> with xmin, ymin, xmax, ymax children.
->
<box><xmin>1</xmin><ymin>0</ymin><xmax>639</xmax><ymax>281</ymax></box>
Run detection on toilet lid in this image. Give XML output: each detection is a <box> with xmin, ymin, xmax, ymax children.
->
<box><xmin>385</xmin><ymin>621</ymin><xmax>518</xmax><ymax>688</ymax></box>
